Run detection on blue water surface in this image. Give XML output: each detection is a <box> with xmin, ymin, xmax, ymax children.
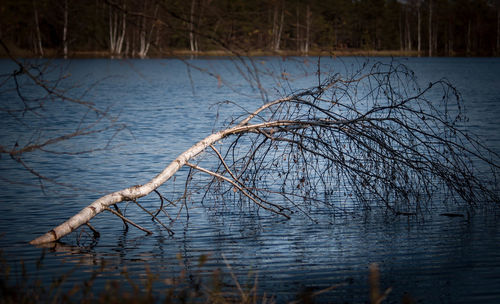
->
<box><xmin>0</xmin><ymin>57</ymin><xmax>499</xmax><ymax>303</ymax></box>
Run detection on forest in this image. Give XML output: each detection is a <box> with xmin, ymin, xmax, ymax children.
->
<box><xmin>1</xmin><ymin>0</ymin><xmax>499</xmax><ymax>58</ymax></box>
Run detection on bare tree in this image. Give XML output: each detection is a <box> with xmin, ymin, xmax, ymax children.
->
<box><xmin>109</xmin><ymin>0</ymin><xmax>127</xmax><ymax>57</ymax></box>
<box><xmin>271</xmin><ymin>0</ymin><xmax>285</xmax><ymax>51</ymax></box>
<box><xmin>467</xmin><ymin>19</ymin><xmax>472</xmax><ymax>56</ymax></box>
<box><xmin>63</xmin><ymin>0</ymin><xmax>68</xmax><ymax>59</ymax></box>
<box><xmin>428</xmin><ymin>0</ymin><xmax>432</xmax><ymax>56</ymax></box>
<box><xmin>497</xmin><ymin>1</ymin><xmax>500</xmax><ymax>54</ymax></box>
<box><xmin>405</xmin><ymin>5</ymin><xmax>412</xmax><ymax>51</ymax></box>
<box><xmin>33</xmin><ymin>0</ymin><xmax>44</xmax><ymax>57</ymax></box>
<box><xmin>417</xmin><ymin>0</ymin><xmax>421</xmax><ymax>56</ymax></box>
<box><xmin>305</xmin><ymin>4</ymin><xmax>310</xmax><ymax>55</ymax></box>
<box><xmin>189</xmin><ymin>0</ymin><xmax>198</xmax><ymax>53</ymax></box>
<box><xmin>137</xmin><ymin>0</ymin><xmax>158</xmax><ymax>58</ymax></box>
<box><xmin>296</xmin><ymin>4</ymin><xmax>301</xmax><ymax>52</ymax></box>
<box><xmin>29</xmin><ymin>60</ymin><xmax>499</xmax><ymax>245</ymax></box>
<box><xmin>295</xmin><ymin>2</ymin><xmax>310</xmax><ymax>54</ymax></box>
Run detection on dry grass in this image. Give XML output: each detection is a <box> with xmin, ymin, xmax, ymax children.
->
<box><xmin>0</xmin><ymin>247</ymin><xmax>412</xmax><ymax>304</ymax></box>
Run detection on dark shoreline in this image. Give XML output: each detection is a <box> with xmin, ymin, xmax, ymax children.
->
<box><xmin>3</xmin><ymin>45</ymin><xmax>500</xmax><ymax>59</ymax></box>
<box><xmin>0</xmin><ymin>48</ymin><xmax>437</xmax><ymax>59</ymax></box>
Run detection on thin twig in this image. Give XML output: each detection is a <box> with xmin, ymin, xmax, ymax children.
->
<box><xmin>186</xmin><ymin>162</ymin><xmax>290</xmax><ymax>219</ymax></box>
<box><xmin>104</xmin><ymin>206</ymin><xmax>153</xmax><ymax>234</ymax></box>
<box><xmin>113</xmin><ymin>204</ymin><xmax>129</xmax><ymax>230</ymax></box>
<box><xmin>209</xmin><ymin>144</ymin><xmax>289</xmax><ymax>212</ymax></box>
<box><xmin>132</xmin><ymin>199</ymin><xmax>174</xmax><ymax>235</ymax></box>
<box><xmin>153</xmin><ymin>189</ymin><xmax>164</xmax><ymax>218</ymax></box>
<box><xmin>85</xmin><ymin>222</ymin><xmax>100</xmax><ymax>238</ymax></box>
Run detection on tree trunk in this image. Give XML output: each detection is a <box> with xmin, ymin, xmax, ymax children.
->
<box><xmin>125</xmin><ymin>35</ymin><xmax>130</xmax><ymax>56</ymax></box>
<box><xmin>189</xmin><ymin>0</ymin><xmax>197</xmax><ymax>52</ymax></box>
<box><xmin>433</xmin><ymin>20</ymin><xmax>438</xmax><ymax>55</ymax></box>
<box><xmin>448</xmin><ymin>21</ymin><xmax>453</xmax><ymax>56</ymax></box>
<box><xmin>296</xmin><ymin>5</ymin><xmax>300</xmax><ymax>52</ymax></box>
<box><xmin>194</xmin><ymin>0</ymin><xmax>206</xmax><ymax>52</ymax></box>
<box><xmin>138</xmin><ymin>3</ymin><xmax>158</xmax><ymax>59</ymax></box>
<box><xmin>139</xmin><ymin>18</ymin><xmax>146</xmax><ymax>58</ymax></box>
<box><xmin>467</xmin><ymin>19</ymin><xmax>471</xmax><ymax>56</ymax></box>
<box><xmin>428</xmin><ymin>0</ymin><xmax>432</xmax><ymax>57</ymax></box>
<box><xmin>305</xmin><ymin>4</ymin><xmax>310</xmax><ymax>54</ymax></box>
<box><xmin>108</xmin><ymin>1</ymin><xmax>126</xmax><ymax>57</ymax></box>
<box><xmin>132</xmin><ymin>28</ymin><xmax>136</xmax><ymax>57</ymax></box>
<box><xmin>417</xmin><ymin>2</ymin><xmax>421</xmax><ymax>56</ymax></box>
<box><xmin>277</xmin><ymin>3</ymin><xmax>285</xmax><ymax>51</ymax></box>
<box><xmin>155</xmin><ymin>24</ymin><xmax>161</xmax><ymax>52</ymax></box>
<box><xmin>116</xmin><ymin>3</ymin><xmax>126</xmax><ymax>55</ymax></box>
<box><xmin>406</xmin><ymin>7</ymin><xmax>411</xmax><ymax>51</ymax></box>
<box><xmin>399</xmin><ymin>8</ymin><xmax>404</xmax><ymax>51</ymax></box>
<box><xmin>272</xmin><ymin>1</ymin><xmax>284</xmax><ymax>51</ymax></box>
<box><xmin>109</xmin><ymin>6</ymin><xmax>116</xmax><ymax>54</ymax></box>
<box><xmin>63</xmin><ymin>0</ymin><xmax>68</xmax><ymax>59</ymax></box>
<box><xmin>334</xmin><ymin>19</ymin><xmax>338</xmax><ymax>49</ymax></box>
<box><xmin>33</xmin><ymin>0</ymin><xmax>44</xmax><ymax>57</ymax></box>
<box><xmin>497</xmin><ymin>7</ymin><xmax>500</xmax><ymax>54</ymax></box>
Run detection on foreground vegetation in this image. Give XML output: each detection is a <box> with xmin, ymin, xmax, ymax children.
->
<box><xmin>0</xmin><ymin>248</ymin><xmax>395</xmax><ymax>304</ymax></box>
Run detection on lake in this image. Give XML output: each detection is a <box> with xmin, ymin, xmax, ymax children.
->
<box><xmin>0</xmin><ymin>57</ymin><xmax>499</xmax><ymax>303</ymax></box>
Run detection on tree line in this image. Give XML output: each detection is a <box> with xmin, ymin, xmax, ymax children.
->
<box><xmin>1</xmin><ymin>0</ymin><xmax>499</xmax><ymax>58</ymax></box>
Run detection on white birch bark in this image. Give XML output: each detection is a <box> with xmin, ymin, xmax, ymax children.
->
<box><xmin>271</xmin><ymin>1</ymin><xmax>284</xmax><ymax>51</ymax></box>
<box><xmin>63</xmin><ymin>0</ymin><xmax>68</xmax><ymax>59</ymax></box>
<box><xmin>428</xmin><ymin>0</ymin><xmax>432</xmax><ymax>56</ymax></box>
<box><xmin>30</xmin><ymin>94</ymin><xmax>296</xmax><ymax>245</ymax></box>
<box><xmin>117</xmin><ymin>3</ymin><xmax>126</xmax><ymax>55</ymax></box>
<box><xmin>29</xmin><ymin>114</ymin><xmax>299</xmax><ymax>245</ymax></box>
<box><xmin>138</xmin><ymin>2</ymin><xmax>158</xmax><ymax>59</ymax></box>
<box><xmin>417</xmin><ymin>1</ymin><xmax>421</xmax><ymax>56</ymax></box>
<box><xmin>189</xmin><ymin>0</ymin><xmax>197</xmax><ymax>52</ymax></box>
<box><xmin>109</xmin><ymin>2</ymin><xmax>126</xmax><ymax>57</ymax></box>
<box><xmin>109</xmin><ymin>7</ymin><xmax>116</xmax><ymax>54</ymax></box>
<box><xmin>296</xmin><ymin>5</ymin><xmax>300</xmax><ymax>52</ymax></box>
<box><xmin>272</xmin><ymin>3</ymin><xmax>278</xmax><ymax>50</ymax></box>
<box><xmin>305</xmin><ymin>4</ymin><xmax>310</xmax><ymax>54</ymax></box>
<box><xmin>109</xmin><ymin>8</ymin><xmax>116</xmax><ymax>54</ymax></box>
<box><xmin>33</xmin><ymin>0</ymin><xmax>44</xmax><ymax>57</ymax></box>
<box><xmin>276</xmin><ymin>2</ymin><xmax>284</xmax><ymax>51</ymax></box>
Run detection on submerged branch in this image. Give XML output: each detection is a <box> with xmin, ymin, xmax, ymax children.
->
<box><xmin>104</xmin><ymin>206</ymin><xmax>152</xmax><ymax>235</ymax></box>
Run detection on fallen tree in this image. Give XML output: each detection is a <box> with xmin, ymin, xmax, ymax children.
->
<box><xmin>30</xmin><ymin>61</ymin><xmax>500</xmax><ymax>245</ymax></box>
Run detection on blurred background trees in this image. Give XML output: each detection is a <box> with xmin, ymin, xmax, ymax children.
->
<box><xmin>0</xmin><ymin>0</ymin><xmax>499</xmax><ymax>57</ymax></box>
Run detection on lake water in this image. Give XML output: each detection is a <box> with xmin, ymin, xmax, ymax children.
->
<box><xmin>0</xmin><ymin>57</ymin><xmax>499</xmax><ymax>303</ymax></box>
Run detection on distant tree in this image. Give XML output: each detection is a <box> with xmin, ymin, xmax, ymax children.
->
<box><xmin>32</xmin><ymin>0</ymin><xmax>44</xmax><ymax>56</ymax></box>
<box><xmin>189</xmin><ymin>0</ymin><xmax>198</xmax><ymax>52</ymax></box>
<box><xmin>137</xmin><ymin>0</ymin><xmax>159</xmax><ymax>58</ymax></box>
<box><xmin>62</xmin><ymin>0</ymin><xmax>68</xmax><ymax>58</ymax></box>
<box><xmin>417</xmin><ymin>0</ymin><xmax>422</xmax><ymax>55</ymax></box>
<box><xmin>271</xmin><ymin>0</ymin><xmax>285</xmax><ymax>51</ymax></box>
<box><xmin>428</xmin><ymin>0</ymin><xmax>432</xmax><ymax>56</ymax></box>
<box><xmin>107</xmin><ymin>0</ymin><xmax>127</xmax><ymax>57</ymax></box>
<box><xmin>497</xmin><ymin>0</ymin><xmax>500</xmax><ymax>54</ymax></box>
